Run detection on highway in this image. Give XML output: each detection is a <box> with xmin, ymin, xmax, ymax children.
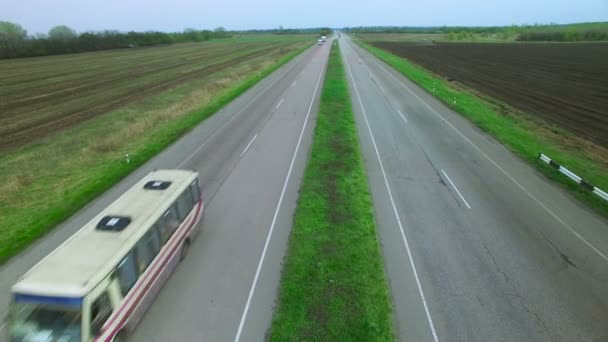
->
<box><xmin>0</xmin><ymin>41</ymin><xmax>330</xmax><ymax>341</ymax></box>
<box><xmin>340</xmin><ymin>35</ymin><xmax>608</xmax><ymax>341</ymax></box>
<box><xmin>2</xmin><ymin>33</ymin><xmax>607</xmax><ymax>342</ymax></box>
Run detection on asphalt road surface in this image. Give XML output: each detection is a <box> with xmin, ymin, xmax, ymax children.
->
<box><xmin>340</xmin><ymin>35</ymin><xmax>608</xmax><ymax>341</ymax></box>
<box><xmin>0</xmin><ymin>40</ymin><xmax>330</xmax><ymax>341</ymax></box>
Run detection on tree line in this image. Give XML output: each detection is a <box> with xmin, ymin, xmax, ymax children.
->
<box><xmin>516</xmin><ymin>30</ymin><xmax>608</xmax><ymax>42</ymax></box>
<box><xmin>0</xmin><ymin>22</ymin><xmax>331</xmax><ymax>59</ymax></box>
<box><xmin>0</xmin><ymin>21</ymin><xmax>233</xmax><ymax>59</ymax></box>
<box><xmin>345</xmin><ymin>22</ymin><xmax>608</xmax><ymax>42</ymax></box>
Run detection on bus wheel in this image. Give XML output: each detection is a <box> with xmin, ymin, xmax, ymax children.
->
<box><xmin>180</xmin><ymin>239</ymin><xmax>191</xmax><ymax>261</ymax></box>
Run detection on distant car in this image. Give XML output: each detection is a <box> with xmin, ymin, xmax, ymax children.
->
<box><xmin>317</xmin><ymin>39</ymin><xmax>323</xmax><ymax>45</ymax></box>
<box><xmin>321</xmin><ymin>35</ymin><xmax>327</xmax><ymax>42</ymax></box>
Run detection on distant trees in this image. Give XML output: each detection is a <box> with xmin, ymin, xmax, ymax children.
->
<box><xmin>0</xmin><ymin>21</ymin><xmax>27</xmax><ymax>58</ymax></box>
<box><xmin>48</xmin><ymin>25</ymin><xmax>78</xmax><ymax>52</ymax></box>
<box><xmin>517</xmin><ymin>29</ymin><xmax>608</xmax><ymax>41</ymax></box>
<box><xmin>447</xmin><ymin>31</ymin><xmax>474</xmax><ymax>41</ymax></box>
<box><xmin>320</xmin><ymin>28</ymin><xmax>331</xmax><ymax>36</ymax></box>
<box><xmin>0</xmin><ymin>21</ymin><xmax>341</xmax><ymax>59</ymax></box>
<box><xmin>0</xmin><ymin>22</ymin><xmax>238</xmax><ymax>59</ymax></box>
<box><xmin>48</xmin><ymin>25</ymin><xmax>77</xmax><ymax>41</ymax></box>
<box><xmin>213</xmin><ymin>26</ymin><xmax>230</xmax><ymax>39</ymax></box>
<box><xmin>346</xmin><ymin>23</ymin><xmax>608</xmax><ymax>43</ymax></box>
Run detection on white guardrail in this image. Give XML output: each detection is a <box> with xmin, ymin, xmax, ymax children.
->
<box><xmin>539</xmin><ymin>153</ymin><xmax>608</xmax><ymax>202</ymax></box>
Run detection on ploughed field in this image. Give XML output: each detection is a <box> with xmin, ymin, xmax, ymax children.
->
<box><xmin>368</xmin><ymin>41</ymin><xmax>608</xmax><ymax>147</ymax></box>
<box><xmin>0</xmin><ymin>35</ymin><xmax>308</xmax><ymax>150</ymax></box>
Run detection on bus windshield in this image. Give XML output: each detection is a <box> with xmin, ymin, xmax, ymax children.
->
<box><xmin>10</xmin><ymin>301</ymin><xmax>81</xmax><ymax>342</ymax></box>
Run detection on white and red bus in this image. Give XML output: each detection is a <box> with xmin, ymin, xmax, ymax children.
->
<box><xmin>9</xmin><ymin>169</ymin><xmax>204</xmax><ymax>342</ymax></box>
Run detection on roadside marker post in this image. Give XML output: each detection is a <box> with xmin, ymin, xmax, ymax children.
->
<box><xmin>539</xmin><ymin>153</ymin><xmax>608</xmax><ymax>202</ymax></box>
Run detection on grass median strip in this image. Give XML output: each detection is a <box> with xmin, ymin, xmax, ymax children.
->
<box><xmin>355</xmin><ymin>38</ymin><xmax>608</xmax><ymax>218</ymax></box>
<box><xmin>0</xmin><ymin>38</ymin><xmax>311</xmax><ymax>264</ymax></box>
<box><xmin>269</xmin><ymin>42</ymin><xmax>394</xmax><ymax>341</ymax></box>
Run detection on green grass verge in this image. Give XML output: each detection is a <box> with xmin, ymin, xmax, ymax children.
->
<box><xmin>269</xmin><ymin>43</ymin><xmax>394</xmax><ymax>340</ymax></box>
<box><xmin>355</xmin><ymin>38</ymin><xmax>608</xmax><ymax>218</ymax></box>
<box><xmin>0</xmin><ymin>43</ymin><xmax>310</xmax><ymax>264</ymax></box>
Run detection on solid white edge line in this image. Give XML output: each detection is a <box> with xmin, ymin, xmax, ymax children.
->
<box><xmin>359</xmin><ymin>44</ymin><xmax>608</xmax><ymax>263</ymax></box>
<box><xmin>397</xmin><ymin>109</ymin><xmax>409</xmax><ymax>124</ymax></box>
<box><xmin>344</xmin><ymin>43</ymin><xmax>440</xmax><ymax>342</ymax></box>
<box><xmin>234</xmin><ymin>54</ymin><xmax>328</xmax><ymax>342</ymax></box>
<box><xmin>441</xmin><ymin>169</ymin><xmax>471</xmax><ymax>209</ymax></box>
<box><xmin>177</xmin><ymin>52</ymin><xmax>307</xmax><ymax>169</ymax></box>
<box><xmin>240</xmin><ymin>134</ymin><xmax>258</xmax><ymax>157</ymax></box>
<box><xmin>274</xmin><ymin>98</ymin><xmax>285</xmax><ymax>112</ymax></box>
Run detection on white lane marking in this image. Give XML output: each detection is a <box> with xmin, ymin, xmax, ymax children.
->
<box><xmin>234</xmin><ymin>52</ymin><xmax>328</xmax><ymax>342</ymax></box>
<box><xmin>357</xmin><ymin>43</ymin><xmax>608</xmax><ymax>263</ymax></box>
<box><xmin>345</xmin><ymin>49</ymin><xmax>440</xmax><ymax>342</ymax></box>
<box><xmin>291</xmin><ymin>80</ymin><xmax>297</xmax><ymax>88</ymax></box>
<box><xmin>376</xmin><ymin>81</ymin><xmax>385</xmax><ymax>93</ymax></box>
<box><xmin>177</xmin><ymin>53</ymin><xmax>307</xmax><ymax>169</ymax></box>
<box><xmin>358</xmin><ymin>56</ymin><xmax>409</xmax><ymax>126</ymax></box>
<box><xmin>397</xmin><ymin>109</ymin><xmax>409</xmax><ymax>124</ymax></box>
<box><xmin>273</xmin><ymin>98</ymin><xmax>285</xmax><ymax>112</ymax></box>
<box><xmin>361</xmin><ymin>61</ymin><xmax>385</xmax><ymax>92</ymax></box>
<box><xmin>240</xmin><ymin>134</ymin><xmax>258</xmax><ymax>157</ymax></box>
<box><xmin>441</xmin><ymin>169</ymin><xmax>471</xmax><ymax>209</ymax></box>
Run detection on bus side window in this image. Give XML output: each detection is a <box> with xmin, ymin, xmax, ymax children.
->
<box><xmin>90</xmin><ymin>291</ymin><xmax>113</xmax><ymax>336</ymax></box>
<box><xmin>135</xmin><ymin>227</ymin><xmax>161</xmax><ymax>274</ymax></box>
<box><xmin>149</xmin><ymin>225</ymin><xmax>161</xmax><ymax>255</ymax></box>
<box><xmin>159</xmin><ymin>207</ymin><xmax>179</xmax><ymax>244</ymax></box>
<box><xmin>190</xmin><ymin>179</ymin><xmax>201</xmax><ymax>203</ymax></box>
<box><xmin>116</xmin><ymin>251</ymin><xmax>138</xmax><ymax>295</ymax></box>
<box><xmin>176</xmin><ymin>190</ymin><xmax>194</xmax><ymax>222</ymax></box>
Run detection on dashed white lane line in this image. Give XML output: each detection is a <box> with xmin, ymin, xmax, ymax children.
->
<box><xmin>355</xmin><ymin>42</ymin><xmax>608</xmax><ymax>264</ymax></box>
<box><xmin>441</xmin><ymin>169</ymin><xmax>471</xmax><ymax>209</ymax></box>
<box><xmin>234</xmin><ymin>51</ymin><xmax>328</xmax><ymax>342</ymax></box>
<box><xmin>397</xmin><ymin>109</ymin><xmax>409</xmax><ymax>124</ymax></box>
<box><xmin>357</xmin><ymin>55</ymin><xmax>408</xmax><ymax>126</ymax></box>
<box><xmin>273</xmin><ymin>98</ymin><xmax>284</xmax><ymax>112</ymax></box>
<box><xmin>291</xmin><ymin>80</ymin><xmax>297</xmax><ymax>88</ymax></box>
<box><xmin>240</xmin><ymin>134</ymin><xmax>258</xmax><ymax>158</ymax></box>
<box><xmin>345</xmin><ymin>47</ymin><xmax>440</xmax><ymax>342</ymax></box>
<box><xmin>177</xmin><ymin>60</ymin><xmax>302</xmax><ymax>169</ymax></box>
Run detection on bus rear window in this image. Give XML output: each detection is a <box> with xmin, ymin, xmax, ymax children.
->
<box><xmin>10</xmin><ymin>300</ymin><xmax>81</xmax><ymax>342</ymax></box>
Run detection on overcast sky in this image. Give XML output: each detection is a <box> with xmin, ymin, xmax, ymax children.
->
<box><xmin>3</xmin><ymin>0</ymin><xmax>607</xmax><ymax>34</ymax></box>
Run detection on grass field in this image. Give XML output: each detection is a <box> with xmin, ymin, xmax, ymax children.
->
<box><xmin>0</xmin><ymin>35</ymin><xmax>311</xmax><ymax>151</ymax></box>
<box><xmin>355</xmin><ymin>36</ymin><xmax>608</xmax><ymax>218</ymax></box>
<box><xmin>269</xmin><ymin>42</ymin><xmax>393</xmax><ymax>341</ymax></box>
<box><xmin>0</xmin><ymin>35</ymin><xmax>312</xmax><ymax>264</ymax></box>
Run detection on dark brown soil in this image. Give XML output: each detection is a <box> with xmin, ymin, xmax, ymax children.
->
<box><xmin>0</xmin><ymin>40</ymin><xmax>301</xmax><ymax>152</ymax></box>
<box><xmin>371</xmin><ymin>41</ymin><xmax>608</xmax><ymax>147</ymax></box>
